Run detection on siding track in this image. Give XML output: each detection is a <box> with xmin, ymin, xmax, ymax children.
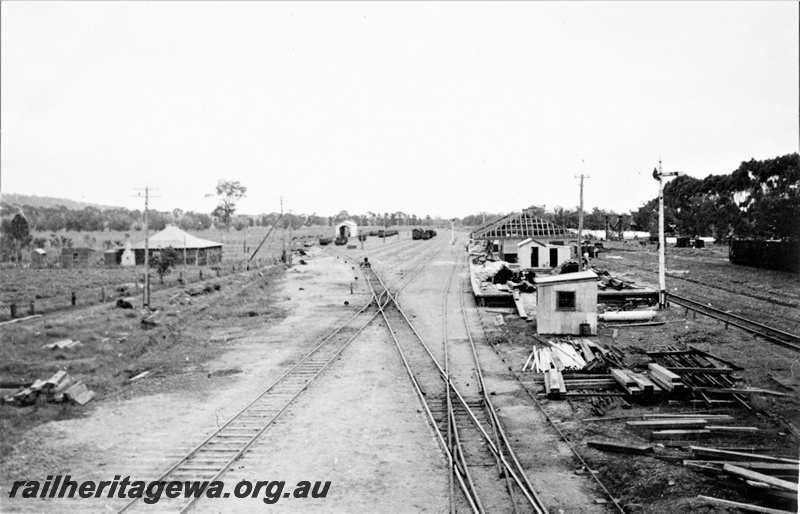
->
<box><xmin>363</xmin><ymin>246</ymin><xmax>548</xmax><ymax>513</ymax></box>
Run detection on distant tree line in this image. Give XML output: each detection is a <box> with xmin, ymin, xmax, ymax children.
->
<box><xmin>0</xmin><ymin>204</ymin><xmax>217</xmax><ymax>234</ymax></box>
<box><xmin>630</xmin><ymin>153</ymin><xmax>799</xmax><ymax>240</ymax></box>
<box><xmin>459</xmin><ymin>153</ymin><xmax>799</xmax><ymax>242</ymax></box>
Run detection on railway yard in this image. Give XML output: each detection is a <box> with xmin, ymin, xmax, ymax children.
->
<box><xmin>1</xmin><ymin>232</ymin><xmax>799</xmax><ymax>513</ymax></box>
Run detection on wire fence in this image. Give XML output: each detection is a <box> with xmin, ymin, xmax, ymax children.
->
<box><xmin>0</xmin><ymin>257</ymin><xmax>277</xmax><ymax>323</ymax></box>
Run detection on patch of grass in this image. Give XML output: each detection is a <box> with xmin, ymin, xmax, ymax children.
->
<box><xmin>0</xmin><ymin>265</ymin><xmax>286</xmax><ymax>459</ymax></box>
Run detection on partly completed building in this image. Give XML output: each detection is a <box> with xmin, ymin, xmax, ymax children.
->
<box><xmin>470</xmin><ymin>209</ymin><xmax>573</xmax><ymax>264</ymax></box>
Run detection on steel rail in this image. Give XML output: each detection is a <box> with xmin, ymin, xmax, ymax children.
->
<box><xmin>668</xmin><ymin>292</ymin><xmax>800</xmax><ymax>341</ymax></box>
<box><xmin>118</xmin><ymin>240</ymin><xmax>444</xmax><ymax>513</ymax></box>
<box><xmin>118</xmin><ymin>277</ymin><xmax>387</xmax><ymax>512</ymax></box>
<box><xmin>372</xmin><ymin>259</ymin><xmax>546</xmax><ymax>512</ymax></box>
<box><xmin>457</xmin><ymin>256</ymin><xmax>548</xmax><ymax>514</ymax></box>
<box><xmin>362</xmin><ymin>262</ymin><xmax>480</xmax><ymax>514</ymax></box>
<box><xmin>667</xmin><ymin>292</ymin><xmax>800</xmax><ymax>351</ymax></box>
<box><xmin>442</xmin><ymin>258</ymin><xmax>485</xmax><ymax>514</ymax></box>
<box><xmin>475</xmin><ymin>313</ymin><xmax>626</xmax><ymax>513</ymax></box>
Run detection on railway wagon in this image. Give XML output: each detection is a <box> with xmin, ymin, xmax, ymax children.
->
<box><xmin>729</xmin><ymin>239</ymin><xmax>800</xmax><ymax>273</ymax></box>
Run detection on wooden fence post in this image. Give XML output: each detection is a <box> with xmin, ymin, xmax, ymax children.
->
<box><xmin>10</xmin><ymin>303</ymin><xmax>17</xmax><ymax>319</ymax></box>
<box><xmin>29</xmin><ymin>301</ymin><xmax>35</xmax><ymax>315</ymax></box>
<box><xmin>71</xmin><ymin>292</ymin><xmax>76</xmax><ymax>306</ymax></box>
<box><xmin>199</xmin><ymin>269</ymin><xmax>203</xmax><ymax>280</ymax></box>
<box><xmin>101</xmin><ymin>287</ymin><xmax>105</xmax><ymax>302</ymax></box>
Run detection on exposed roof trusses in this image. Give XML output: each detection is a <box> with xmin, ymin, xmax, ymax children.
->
<box><xmin>471</xmin><ymin>210</ymin><xmax>571</xmax><ymax>241</ymax></box>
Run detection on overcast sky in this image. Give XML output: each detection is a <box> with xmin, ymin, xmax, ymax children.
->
<box><xmin>2</xmin><ymin>2</ymin><xmax>798</xmax><ymax>219</ymax></box>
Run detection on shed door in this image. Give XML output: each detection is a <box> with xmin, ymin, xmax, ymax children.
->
<box><xmin>550</xmin><ymin>248</ymin><xmax>558</xmax><ymax>267</ymax></box>
<box><xmin>531</xmin><ymin>248</ymin><xmax>539</xmax><ymax>267</ymax></box>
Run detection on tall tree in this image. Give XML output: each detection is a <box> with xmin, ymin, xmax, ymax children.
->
<box><xmin>215</xmin><ymin>180</ymin><xmax>247</xmax><ymax>231</ymax></box>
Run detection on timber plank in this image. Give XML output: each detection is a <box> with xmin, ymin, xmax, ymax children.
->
<box><xmin>587</xmin><ymin>440</ymin><xmax>654</xmax><ymax>455</ymax></box>
<box><xmin>628</xmin><ymin>419</ymin><xmax>708</xmax><ymax>429</ymax></box>
<box><xmin>651</xmin><ymin>429</ymin><xmax>711</xmax><ymax>440</ymax></box>
<box><xmin>696</xmin><ymin>495</ymin><xmax>796</xmax><ymax>514</ymax></box>
<box><xmin>690</xmin><ymin>446</ymin><xmax>800</xmax><ymax>465</ymax></box>
<box><xmin>721</xmin><ymin>464</ymin><xmax>798</xmax><ymax>492</ymax></box>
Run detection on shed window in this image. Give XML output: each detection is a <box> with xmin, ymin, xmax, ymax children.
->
<box><xmin>556</xmin><ymin>291</ymin><xmax>576</xmax><ymax>311</ymax></box>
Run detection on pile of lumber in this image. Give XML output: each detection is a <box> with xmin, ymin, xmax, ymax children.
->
<box><xmin>647</xmin><ymin>345</ymin><xmax>763</xmax><ymax>409</ymax></box>
<box><xmin>611</xmin><ymin>368</ymin><xmax>664</xmax><ymax>396</ymax></box>
<box><xmin>3</xmin><ymin>371</ymin><xmax>95</xmax><ymax>406</ymax></box>
<box><xmin>523</xmin><ymin>338</ymin><xmax>621</xmax><ymax>373</ymax></box>
<box><xmin>646</xmin><ymin>364</ymin><xmax>684</xmax><ymax>392</ymax></box>
<box><xmin>624</xmin><ymin>414</ymin><xmax>759</xmax><ymax>440</ymax></box>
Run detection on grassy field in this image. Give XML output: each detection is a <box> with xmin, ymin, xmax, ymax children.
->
<box><xmin>0</xmin><ymin>264</ymin><xmax>287</xmax><ymax>458</ymax></box>
<box><xmin>1</xmin><ymin>226</ymin><xmax>421</xmax><ymax>320</ymax></box>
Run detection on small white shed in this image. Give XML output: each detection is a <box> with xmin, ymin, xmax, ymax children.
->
<box><xmin>534</xmin><ymin>271</ymin><xmax>598</xmax><ymax>335</ymax></box>
<box><xmin>334</xmin><ymin>220</ymin><xmax>358</xmax><ymax>239</ymax></box>
<box><xmin>517</xmin><ymin>238</ymin><xmax>572</xmax><ymax>269</ymax></box>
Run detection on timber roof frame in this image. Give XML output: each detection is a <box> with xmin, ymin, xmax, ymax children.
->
<box><xmin>471</xmin><ymin>210</ymin><xmax>572</xmax><ymax>241</ymax></box>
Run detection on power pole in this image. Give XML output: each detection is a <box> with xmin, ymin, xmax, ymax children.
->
<box><xmin>575</xmin><ymin>174</ymin><xmax>589</xmax><ymax>270</ymax></box>
<box><xmin>134</xmin><ymin>187</ymin><xmax>158</xmax><ymax>308</ymax></box>
<box><xmin>653</xmin><ymin>160</ymin><xmax>683</xmax><ymax>309</ymax></box>
<box><xmin>287</xmin><ymin>210</ymin><xmax>293</xmax><ymax>267</ymax></box>
<box><xmin>280</xmin><ymin>197</ymin><xmax>286</xmax><ymax>263</ymax></box>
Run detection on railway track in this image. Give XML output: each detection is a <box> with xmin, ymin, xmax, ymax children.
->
<box><xmin>364</xmin><ymin>248</ymin><xmax>548</xmax><ymax>513</ymax></box>
<box><xmin>666</xmin><ymin>292</ymin><xmax>800</xmax><ymax>352</ymax></box>
<box><xmin>116</xmin><ymin>244</ymin><xmax>441</xmax><ymax>513</ymax></box>
<box><xmin>117</xmin><ymin>303</ymin><xmax>381</xmax><ymax>512</ymax></box>
<box><xmin>612</xmin><ymin>260</ymin><xmax>799</xmax><ymax>327</ymax></box>
<box><xmin>473</xmin><ymin>300</ymin><xmax>626</xmax><ymax>514</ymax></box>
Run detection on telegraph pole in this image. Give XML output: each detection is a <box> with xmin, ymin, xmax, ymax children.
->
<box><xmin>287</xmin><ymin>210</ymin><xmax>293</xmax><ymax>266</ymax></box>
<box><xmin>280</xmin><ymin>197</ymin><xmax>286</xmax><ymax>263</ymax></box>
<box><xmin>134</xmin><ymin>187</ymin><xmax>158</xmax><ymax>308</ymax></box>
<box><xmin>575</xmin><ymin>173</ymin><xmax>589</xmax><ymax>270</ymax></box>
<box><xmin>653</xmin><ymin>160</ymin><xmax>683</xmax><ymax>309</ymax></box>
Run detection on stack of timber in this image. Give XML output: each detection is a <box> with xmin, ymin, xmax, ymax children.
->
<box><xmin>523</xmin><ymin>338</ymin><xmax>620</xmax><ymax>373</ymax></box>
<box><xmin>543</xmin><ymin>369</ymin><xmax>567</xmax><ymax>399</ymax></box>
<box><xmin>647</xmin><ymin>363</ymin><xmax>685</xmax><ymax>392</ymax></box>
<box><xmin>611</xmin><ymin>368</ymin><xmax>663</xmax><ymax>396</ymax></box>
<box><xmin>625</xmin><ymin>416</ymin><xmax>755</xmax><ymax>441</ymax></box>
<box><xmin>3</xmin><ymin>371</ymin><xmax>95</xmax><ymax>406</ymax></box>
<box><xmin>647</xmin><ymin>345</ymin><xmax>759</xmax><ymax>409</ymax></box>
